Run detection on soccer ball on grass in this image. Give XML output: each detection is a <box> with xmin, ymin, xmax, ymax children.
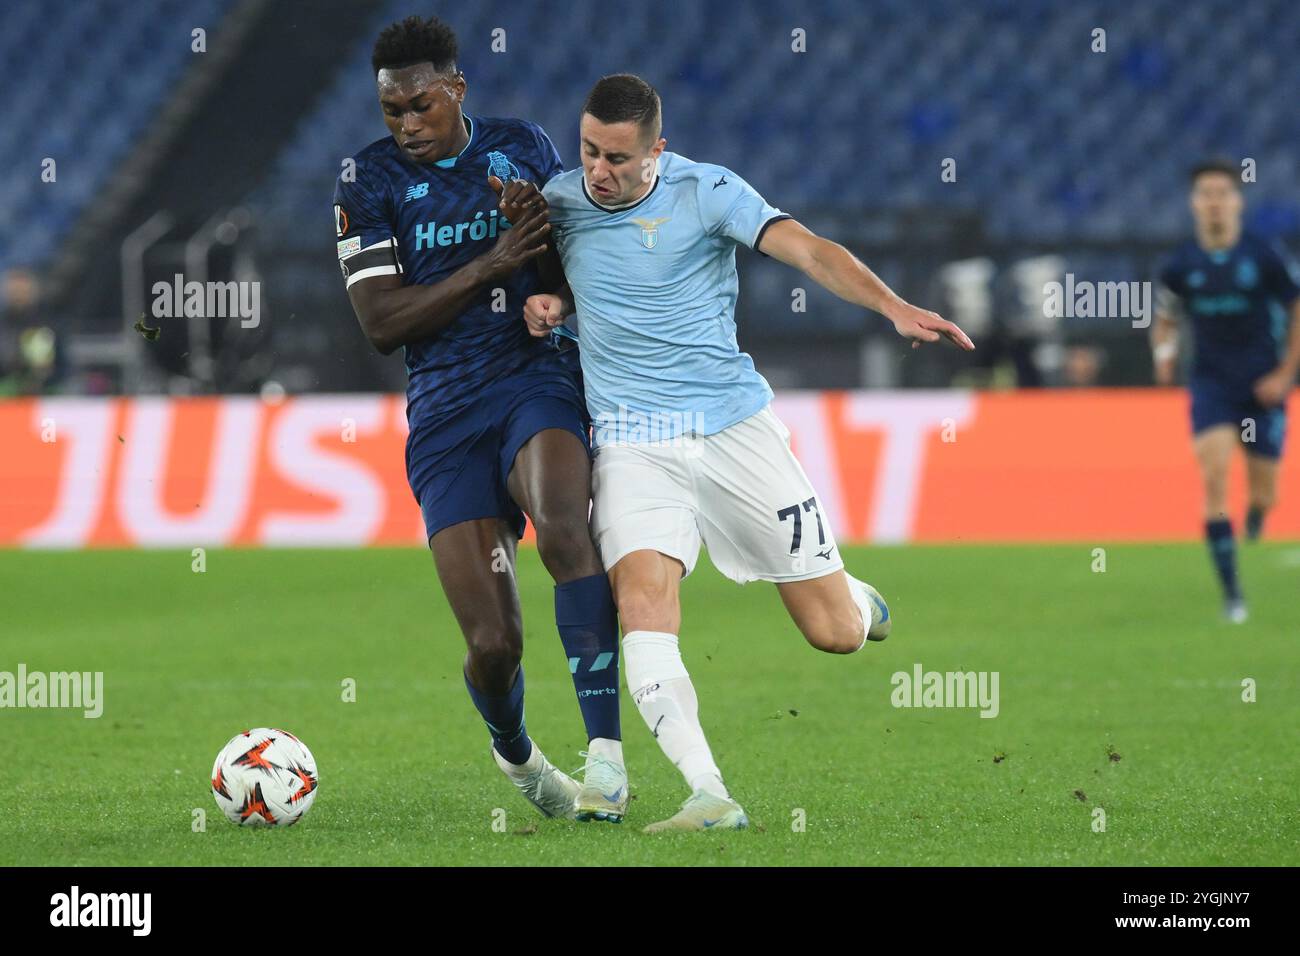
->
<box><xmin>210</xmin><ymin>728</ymin><xmax>318</xmax><ymax>827</ymax></box>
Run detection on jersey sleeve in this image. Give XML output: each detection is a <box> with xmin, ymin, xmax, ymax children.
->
<box><xmin>696</xmin><ymin>167</ymin><xmax>790</xmax><ymax>250</ymax></box>
<box><xmin>1155</xmin><ymin>259</ymin><xmax>1185</xmax><ymax>320</ymax></box>
<box><xmin>333</xmin><ymin>163</ymin><xmax>402</xmax><ymax>289</ymax></box>
<box><xmin>1264</xmin><ymin>242</ymin><xmax>1300</xmax><ymax>307</ymax></box>
<box><xmin>526</xmin><ymin>122</ymin><xmax>565</xmax><ymax>187</ymax></box>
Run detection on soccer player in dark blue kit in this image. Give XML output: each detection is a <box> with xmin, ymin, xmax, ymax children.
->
<box><xmin>333</xmin><ymin>15</ymin><xmax>627</xmax><ymax>822</ymax></box>
<box><xmin>1153</xmin><ymin>160</ymin><xmax>1300</xmax><ymax>623</ymax></box>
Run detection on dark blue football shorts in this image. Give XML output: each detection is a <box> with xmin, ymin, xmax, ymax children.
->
<box><xmin>406</xmin><ymin>347</ymin><xmax>589</xmax><ymax>542</ymax></box>
<box><xmin>1190</xmin><ymin>377</ymin><xmax>1287</xmax><ymax>459</ymax></box>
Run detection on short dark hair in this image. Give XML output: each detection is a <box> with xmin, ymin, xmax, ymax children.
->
<box><xmin>372</xmin><ymin>15</ymin><xmax>458</xmax><ymax>76</ymax></box>
<box><xmin>583</xmin><ymin>74</ymin><xmax>662</xmax><ymax>141</ymax></box>
<box><xmin>1189</xmin><ymin>158</ymin><xmax>1239</xmax><ymax>186</ymax></box>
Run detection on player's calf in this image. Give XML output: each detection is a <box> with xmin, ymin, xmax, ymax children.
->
<box><xmin>778</xmin><ymin>572</ymin><xmax>863</xmax><ymax>653</ymax></box>
<box><xmin>1245</xmin><ymin>455</ymin><xmax>1278</xmax><ymax>541</ymax></box>
<box><xmin>779</xmin><ymin>572</ymin><xmax>891</xmax><ymax>653</ymax></box>
<box><xmin>794</xmin><ymin>603</ymin><xmax>864</xmax><ymax>654</ymax></box>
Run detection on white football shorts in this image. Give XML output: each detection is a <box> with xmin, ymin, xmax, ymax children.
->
<box><xmin>590</xmin><ymin>405</ymin><xmax>845</xmax><ymax>584</ymax></box>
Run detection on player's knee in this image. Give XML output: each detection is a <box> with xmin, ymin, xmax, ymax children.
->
<box><xmin>612</xmin><ymin>578</ymin><xmax>678</xmax><ymax>633</ymax></box>
<box><xmin>532</xmin><ymin>512</ymin><xmax>597</xmax><ymax>580</ymax></box>
<box><xmin>464</xmin><ymin>630</ymin><xmax>522</xmax><ymax>685</ymax></box>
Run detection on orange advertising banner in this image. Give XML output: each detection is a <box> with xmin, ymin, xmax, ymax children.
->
<box><xmin>1</xmin><ymin>390</ymin><xmax>1297</xmax><ymax>547</ymax></box>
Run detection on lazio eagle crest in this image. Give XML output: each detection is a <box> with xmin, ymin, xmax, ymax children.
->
<box><xmin>632</xmin><ymin>217</ymin><xmax>670</xmax><ymax>249</ymax></box>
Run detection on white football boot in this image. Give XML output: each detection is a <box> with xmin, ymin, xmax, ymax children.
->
<box><xmin>1223</xmin><ymin>599</ymin><xmax>1249</xmax><ymax>624</ymax></box>
<box><xmin>643</xmin><ymin>790</ymin><xmax>749</xmax><ymax>834</ymax></box>
<box><xmin>847</xmin><ymin>574</ymin><xmax>892</xmax><ymax>642</ymax></box>
<box><xmin>574</xmin><ymin>750</ymin><xmax>629</xmax><ymax>823</ymax></box>
<box><xmin>492</xmin><ymin>744</ymin><xmax>580</xmax><ymax>819</ymax></box>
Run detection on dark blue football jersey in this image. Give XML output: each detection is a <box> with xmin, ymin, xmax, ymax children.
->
<box><xmin>333</xmin><ymin>115</ymin><xmax>564</xmax><ymax>431</ymax></box>
<box><xmin>1158</xmin><ymin>234</ymin><xmax>1300</xmax><ymax>388</ymax></box>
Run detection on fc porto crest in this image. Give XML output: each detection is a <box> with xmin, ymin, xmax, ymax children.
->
<box><xmin>632</xmin><ymin>217</ymin><xmax>670</xmax><ymax>250</ymax></box>
<box><xmin>487</xmin><ymin>150</ymin><xmax>520</xmax><ymax>182</ymax></box>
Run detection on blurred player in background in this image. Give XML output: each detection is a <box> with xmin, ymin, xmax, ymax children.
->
<box><xmin>526</xmin><ymin>75</ymin><xmax>973</xmax><ymax>831</ymax></box>
<box><xmin>1153</xmin><ymin>160</ymin><xmax>1300</xmax><ymax>622</ymax></box>
<box><xmin>334</xmin><ymin>16</ymin><xmax>627</xmax><ymax>823</ymax></box>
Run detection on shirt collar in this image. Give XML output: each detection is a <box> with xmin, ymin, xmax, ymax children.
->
<box><xmin>433</xmin><ymin>115</ymin><xmax>475</xmax><ymax>169</ymax></box>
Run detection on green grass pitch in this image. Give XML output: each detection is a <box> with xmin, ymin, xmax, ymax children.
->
<box><xmin>1</xmin><ymin>543</ymin><xmax>1296</xmax><ymax>866</ymax></box>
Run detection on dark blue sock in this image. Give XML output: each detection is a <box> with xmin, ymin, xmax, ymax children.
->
<box><xmin>464</xmin><ymin>666</ymin><xmax>532</xmax><ymax>765</ymax></box>
<box><xmin>1246</xmin><ymin>505</ymin><xmax>1265</xmax><ymax>541</ymax></box>
<box><xmin>555</xmin><ymin>573</ymin><xmax>621</xmax><ymax>742</ymax></box>
<box><xmin>1205</xmin><ymin>518</ymin><xmax>1242</xmax><ymax>601</ymax></box>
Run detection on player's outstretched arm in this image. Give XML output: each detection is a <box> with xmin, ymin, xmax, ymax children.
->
<box><xmin>1151</xmin><ymin>281</ymin><xmax>1184</xmax><ymax>386</ymax></box>
<box><xmin>1151</xmin><ymin>310</ymin><xmax>1180</xmax><ymax>386</ymax></box>
<box><xmin>757</xmin><ymin>218</ymin><xmax>974</xmax><ymax>351</ymax></box>
<box><xmin>347</xmin><ymin>196</ymin><xmax>551</xmax><ymax>355</ymax></box>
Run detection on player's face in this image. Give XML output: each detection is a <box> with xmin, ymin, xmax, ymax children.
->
<box><xmin>1190</xmin><ymin>172</ymin><xmax>1243</xmax><ymax>235</ymax></box>
<box><xmin>376</xmin><ymin>63</ymin><xmax>467</xmax><ymax>164</ymax></box>
<box><xmin>579</xmin><ymin>114</ymin><xmax>665</xmax><ymax>205</ymax></box>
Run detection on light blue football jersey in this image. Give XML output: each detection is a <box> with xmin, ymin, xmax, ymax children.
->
<box><xmin>544</xmin><ymin>151</ymin><xmax>790</xmax><ymax>443</ymax></box>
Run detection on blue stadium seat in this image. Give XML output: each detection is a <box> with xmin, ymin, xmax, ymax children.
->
<box><xmin>6</xmin><ymin>0</ymin><xmax>1296</xmax><ymax>280</ymax></box>
<box><xmin>0</xmin><ymin>0</ymin><xmax>237</xmax><ymax>274</ymax></box>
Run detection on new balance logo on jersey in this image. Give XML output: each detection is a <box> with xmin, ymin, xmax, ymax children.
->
<box><xmin>414</xmin><ymin>209</ymin><xmax>508</xmax><ymax>250</ymax></box>
<box><xmin>404</xmin><ymin>183</ymin><xmax>429</xmax><ymax>203</ymax></box>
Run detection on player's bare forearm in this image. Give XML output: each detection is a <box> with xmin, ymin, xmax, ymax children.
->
<box><xmin>760</xmin><ymin>221</ymin><xmax>900</xmax><ymax>316</ymax></box>
<box><xmin>349</xmin><ymin>200</ymin><xmax>552</xmax><ymax>354</ymax></box>
<box><xmin>758</xmin><ymin>218</ymin><xmax>973</xmax><ymax>350</ymax></box>
<box><xmin>1151</xmin><ymin>311</ymin><xmax>1179</xmax><ymax>385</ymax></box>
<box><xmin>347</xmin><ymin>257</ymin><xmax>500</xmax><ymax>355</ymax></box>
<box><xmin>805</xmin><ymin>237</ymin><xmax>904</xmax><ymax>316</ymax></box>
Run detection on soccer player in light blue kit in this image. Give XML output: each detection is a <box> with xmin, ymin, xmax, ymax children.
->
<box><xmin>526</xmin><ymin>75</ymin><xmax>974</xmax><ymax>832</ymax></box>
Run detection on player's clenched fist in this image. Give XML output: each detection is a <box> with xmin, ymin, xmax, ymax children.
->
<box><xmin>1253</xmin><ymin>367</ymin><xmax>1295</xmax><ymax>407</ymax></box>
<box><xmin>524</xmin><ymin>293</ymin><xmax>567</xmax><ymax>337</ymax></box>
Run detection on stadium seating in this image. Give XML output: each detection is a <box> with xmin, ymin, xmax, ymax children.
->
<box><xmin>0</xmin><ymin>0</ymin><xmax>234</xmax><ymax>274</ymax></box>
<box><xmin>5</xmin><ymin>0</ymin><xmax>1296</xmax><ymax>276</ymax></box>
<box><xmin>251</xmin><ymin>0</ymin><xmax>1299</xmax><ymax>251</ymax></box>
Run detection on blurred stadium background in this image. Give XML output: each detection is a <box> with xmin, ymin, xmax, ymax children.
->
<box><xmin>2</xmin><ymin>0</ymin><xmax>1299</xmax><ymax>545</ymax></box>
